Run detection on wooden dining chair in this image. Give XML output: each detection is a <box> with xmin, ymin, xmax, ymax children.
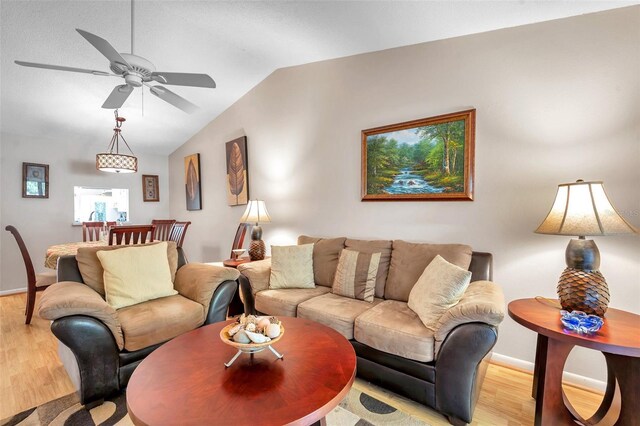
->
<box><xmin>168</xmin><ymin>221</ymin><xmax>191</xmax><ymax>248</ymax></box>
<box><xmin>82</xmin><ymin>221</ymin><xmax>105</xmax><ymax>242</ymax></box>
<box><xmin>108</xmin><ymin>225</ymin><xmax>156</xmax><ymax>246</ymax></box>
<box><xmin>105</xmin><ymin>221</ymin><xmax>117</xmax><ymax>228</ymax></box>
<box><xmin>151</xmin><ymin>219</ymin><xmax>176</xmax><ymax>241</ymax></box>
<box><xmin>5</xmin><ymin>225</ymin><xmax>57</xmax><ymax>324</ymax></box>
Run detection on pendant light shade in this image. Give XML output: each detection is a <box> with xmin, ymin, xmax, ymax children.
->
<box><xmin>96</xmin><ymin>110</ymin><xmax>138</xmax><ymax>173</ymax></box>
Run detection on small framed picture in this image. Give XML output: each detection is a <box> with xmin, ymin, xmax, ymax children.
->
<box><xmin>22</xmin><ymin>162</ymin><xmax>49</xmax><ymax>198</ymax></box>
<box><xmin>142</xmin><ymin>174</ymin><xmax>159</xmax><ymax>202</ymax></box>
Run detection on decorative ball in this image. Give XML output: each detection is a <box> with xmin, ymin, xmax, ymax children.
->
<box><xmin>257</xmin><ymin>317</ymin><xmax>271</xmax><ymax>331</ymax></box>
<box><xmin>245</xmin><ymin>323</ymin><xmax>256</xmax><ymax>332</ymax></box>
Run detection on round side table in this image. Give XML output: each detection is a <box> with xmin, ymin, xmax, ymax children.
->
<box><xmin>508</xmin><ymin>298</ymin><xmax>640</xmax><ymax>426</ymax></box>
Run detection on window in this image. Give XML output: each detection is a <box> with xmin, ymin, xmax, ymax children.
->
<box><xmin>74</xmin><ymin>187</ymin><xmax>130</xmax><ymax>224</ymax></box>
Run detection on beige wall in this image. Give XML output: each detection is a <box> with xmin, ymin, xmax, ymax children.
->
<box><xmin>1</xmin><ymin>131</ymin><xmax>169</xmax><ymax>292</ymax></box>
<box><xmin>169</xmin><ymin>7</ymin><xmax>640</xmax><ymax>382</ymax></box>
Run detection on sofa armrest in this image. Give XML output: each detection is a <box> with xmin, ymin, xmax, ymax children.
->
<box><xmin>434</xmin><ymin>280</ymin><xmax>504</xmax><ymax>356</ymax></box>
<box><xmin>38</xmin><ymin>281</ymin><xmax>124</xmax><ymax>350</ymax></box>
<box><xmin>174</xmin><ymin>263</ymin><xmax>240</xmax><ymax>313</ymax></box>
<box><xmin>237</xmin><ymin>259</ymin><xmax>271</xmax><ymax>296</ymax></box>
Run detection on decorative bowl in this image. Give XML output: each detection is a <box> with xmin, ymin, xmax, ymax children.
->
<box><xmin>232</xmin><ymin>249</ymin><xmax>247</xmax><ymax>259</ymax></box>
<box><xmin>560</xmin><ymin>310</ymin><xmax>604</xmax><ymax>334</ymax></box>
<box><xmin>220</xmin><ymin>322</ymin><xmax>285</xmax><ymax>353</ymax></box>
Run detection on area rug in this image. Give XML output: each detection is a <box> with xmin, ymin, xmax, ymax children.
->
<box><xmin>1</xmin><ymin>387</ymin><xmax>428</xmax><ymax>426</ymax></box>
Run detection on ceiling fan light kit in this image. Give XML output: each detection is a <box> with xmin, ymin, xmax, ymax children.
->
<box><xmin>96</xmin><ymin>110</ymin><xmax>138</xmax><ymax>174</ymax></box>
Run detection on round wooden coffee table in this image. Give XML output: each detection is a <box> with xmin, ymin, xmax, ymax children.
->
<box><xmin>126</xmin><ymin>317</ymin><xmax>356</xmax><ymax>426</ymax></box>
<box><xmin>508</xmin><ymin>298</ymin><xmax>640</xmax><ymax>426</ymax></box>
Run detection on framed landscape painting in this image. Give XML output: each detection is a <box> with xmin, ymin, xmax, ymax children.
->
<box><xmin>361</xmin><ymin>109</ymin><xmax>475</xmax><ymax>201</ymax></box>
<box><xmin>184</xmin><ymin>154</ymin><xmax>202</xmax><ymax>211</ymax></box>
<box><xmin>225</xmin><ymin>136</ymin><xmax>248</xmax><ymax>206</ymax></box>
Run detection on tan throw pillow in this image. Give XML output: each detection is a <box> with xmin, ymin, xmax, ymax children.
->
<box><xmin>332</xmin><ymin>249</ymin><xmax>381</xmax><ymax>303</ymax></box>
<box><xmin>97</xmin><ymin>242</ymin><xmax>177</xmax><ymax>309</ymax></box>
<box><xmin>345</xmin><ymin>239</ymin><xmax>392</xmax><ymax>299</ymax></box>
<box><xmin>407</xmin><ymin>255</ymin><xmax>472</xmax><ymax>330</ymax></box>
<box><xmin>269</xmin><ymin>244</ymin><xmax>315</xmax><ymax>289</ymax></box>
<box><xmin>77</xmin><ymin>241</ymin><xmax>178</xmax><ymax>296</ymax></box>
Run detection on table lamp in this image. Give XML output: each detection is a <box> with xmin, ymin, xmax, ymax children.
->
<box><xmin>240</xmin><ymin>200</ymin><xmax>272</xmax><ymax>261</ymax></box>
<box><xmin>535</xmin><ymin>180</ymin><xmax>637</xmax><ymax>316</ymax></box>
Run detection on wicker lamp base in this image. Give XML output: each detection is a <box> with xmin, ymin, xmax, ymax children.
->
<box><xmin>557</xmin><ymin>267</ymin><xmax>610</xmax><ymax>317</ymax></box>
<box><xmin>249</xmin><ymin>239</ymin><xmax>266</xmax><ymax>261</ymax></box>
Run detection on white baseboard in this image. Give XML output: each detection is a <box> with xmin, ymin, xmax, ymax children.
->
<box><xmin>0</xmin><ymin>287</ymin><xmax>26</xmax><ymax>296</ymax></box>
<box><xmin>491</xmin><ymin>352</ymin><xmax>606</xmax><ymax>392</ymax></box>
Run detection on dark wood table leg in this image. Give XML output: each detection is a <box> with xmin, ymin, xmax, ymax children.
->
<box><xmin>605</xmin><ymin>353</ymin><xmax>640</xmax><ymax>426</ymax></box>
<box><xmin>532</xmin><ymin>333</ymin><xmax>545</xmax><ymax>399</ymax></box>
<box><xmin>534</xmin><ymin>335</ymin><xmax>575</xmax><ymax>426</ymax></box>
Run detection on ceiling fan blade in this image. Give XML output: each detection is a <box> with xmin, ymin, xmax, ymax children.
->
<box><xmin>102</xmin><ymin>84</ymin><xmax>134</xmax><ymax>109</ymax></box>
<box><xmin>14</xmin><ymin>60</ymin><xmax>113</xmax><ymax>76</ymax></box>
<box><xmin>76</xmin><ymin>29</ymin><xmax>131</xmax><ymax>68</ymax></box>
<box><xmin>150</xmin><ymin>72</ymin><xmax>216</xmax><ymax>88</ymax></box>
<box><xmin>149</xmin><ymin>86</ymin><xmax>199</xmax><ymax>114</ymax></box>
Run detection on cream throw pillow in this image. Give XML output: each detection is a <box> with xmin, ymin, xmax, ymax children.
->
<box><xmin>332</xmin><ymin>249</ymin><xmax>380</xmax><ymax>303</ymax></box>
<box><xmin>407</xmin><ymin>255</ymin><xmax>472</xmax><ymax>330</ymax></box>
<box><xmin>269</xmin><ymin>244</ymin><xmax>315</xmax><ymax>289</ymax></box>
<box><xmin>97</xmin><ymin>242</ymin><xmax>177</xmax><ymax>309</ymax></box>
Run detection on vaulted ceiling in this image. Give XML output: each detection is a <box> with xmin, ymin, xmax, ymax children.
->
<box><xmin>1</xmin><ymin>1</ymin><xmax>636</xmax><ymax>154</ymax></box>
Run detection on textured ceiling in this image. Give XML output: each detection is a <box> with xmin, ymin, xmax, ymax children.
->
<box><xmin>1</xmin><ymin>1</ymin><xmax>637</xmax><ymax>155</ymax></box>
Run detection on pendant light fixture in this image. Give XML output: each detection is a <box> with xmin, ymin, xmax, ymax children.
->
<box><xmin>96</xmin><ymin>110</ymin><xmax>138</xmax><ymax>173</ymax></box>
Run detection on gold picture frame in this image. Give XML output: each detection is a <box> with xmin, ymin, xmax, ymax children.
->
<box><xmin>361</xmin><ymin>109</ymin><xmax>475</xmax><ymax>201</ymax></box>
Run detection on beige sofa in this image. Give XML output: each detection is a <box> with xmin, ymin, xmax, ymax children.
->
<box><xmin>238</xmin><ymin>236</ymin><xmax>504</xmax><ymax>425</ymax></box>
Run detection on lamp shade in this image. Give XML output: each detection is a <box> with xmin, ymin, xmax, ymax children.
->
<box><xmin>239</xmin><ymin>200</ymin><xmax>272</xmax><ymax>224</ymax></box>
<box><xmin>535</xmin><ymin>180</ymin><xmax>637</xmax><ymax>236</ymax></box>
<box><xmin>96</xmin><ymin>153</ymin><xmax>138</xmax><ymax>173</ymax></box>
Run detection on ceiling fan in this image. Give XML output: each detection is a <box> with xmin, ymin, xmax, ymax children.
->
<box><xmin>14</xmin><ymin>3</ymin><xmax>215</xmax><ymax>114</ymax></box>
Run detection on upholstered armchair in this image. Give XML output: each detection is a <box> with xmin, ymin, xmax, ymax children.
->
<box><xmin>38</xmin><ymin>242</ymin><xmax>240</xmax><ymax>408</ymax></box>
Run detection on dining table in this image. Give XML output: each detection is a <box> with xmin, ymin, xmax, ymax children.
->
<box><xmin>45</xmin><ymin>241</ymin><xmax>107</xmax><ymax>269</ymax></box>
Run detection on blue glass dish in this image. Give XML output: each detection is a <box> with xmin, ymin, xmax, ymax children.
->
<box><xmin>560</xmin><ymin>310</ymin><xmax>604</xmax><ymax>335</ymax></box>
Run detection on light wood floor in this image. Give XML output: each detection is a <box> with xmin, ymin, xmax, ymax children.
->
<box><xmin>0</xmin><ymin>292</ymin><xmax>604</xmax><ymax>424</ymax></box>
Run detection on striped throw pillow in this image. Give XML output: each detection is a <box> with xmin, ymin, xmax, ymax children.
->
<box><xmin>332</xmin><ymin>249</ymin><xmax>381</xmax><ymax>303</ymax></box>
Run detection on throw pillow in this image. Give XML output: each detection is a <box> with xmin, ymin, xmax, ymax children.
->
<box><xmin>297</xmin><ymin>235</ymin><xmax>346</xmax><ymax>287</ymax></box>
<box><xmin>407</xmin><ymin>255</ymin><xmax>472</xmax><ymax>330</ymax></box>
<box><xmin>269</xmin><ymin>244</ymin><xmax>315</xmax><ymax>289</ymax></box>
<box><xmin>332</xmin><ymin>249</ymin><xmax>381</xmax><ymax>303</ymax></box>
<box><xmin>97</xmin><ymin>242</ymin><xmax>177</xmax><ymax>309</ymax></box>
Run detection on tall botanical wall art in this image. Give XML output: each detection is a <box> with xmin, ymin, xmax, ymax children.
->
<box><xmin>184</xmin><ymin>153</ymin><xmax>202</xmax><ymax>210</ymax></box>
<box><xmin>225</xmin><ymin>136</ymin><xmax>248</xmax><ymax>206</ymax></box>
<box><xmin>361</xmin><ymin>109</ymin><xmax>475</xmax><ymax>201</ymax></box>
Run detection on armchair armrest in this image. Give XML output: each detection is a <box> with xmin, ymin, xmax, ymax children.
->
<box><xmin>434</xmin><ymin>280</ymin><xmax>505</xmax><ymax>356</ymax></box>
<box><xmin>174</xmin><ymin>263</ymin><xmax>240</xmax><ymax>312</ymax></box>
<box><xmin>237</xmin><ymin>259</ymin><xmax>271</xmax><ymax>296</ymax></box>
<box><xmin>38</xmin><ymin>281</ymin><xmax>124</xmax><ymax>350</ymax></box>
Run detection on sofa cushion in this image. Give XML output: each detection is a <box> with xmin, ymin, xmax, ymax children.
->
<box><xmin>332</xmin><ymin>249</ymin><xmax>380</xmax><ymax>302</ymax></box>
<box><xmin>298</xmin><ymin>235</ymin><xmax>346</xmax><ymax>287</ymax></box>
<box><xmin>386</xmin><ymin>240</ymin><xmax>472</xmax><ymax>302</ymax></box>
<box><xmin>298</xmin><ymin>293</ymin><xmax>382</xmax><ymax>339</ymax></box>
<box><xmin>255</xmin><ymin>286</ymin><xmax>330</xmax><ymax>317</ymax></box>
<box><xmin>354</xmin><ymin>300</ymin><xmax>435</xmax><ymax>363</ymax></box>
<box><xmin>269</xmin><ymin>244</ymin><xmax>315</xmax><ymax>289</ymax></box>
<box><xmin>408</xmin><ymin>255</ymin><xmax>472</xmax><ymax>330</ymax></box>
<box><xmin>77</xmin><ymin>241</ymin><xmax>178</xmax><ymax>296</ymax></box>
<box><xmin>345</xmin><ymin>239</ymin><xmax>392</xmax><ymax>299</ymax></box>
<box><xmin>117</xmin><ymin>294</ymin><xmax>204</xmax><ymax>351</ymax></box>
<box><xmin>97</xmin><ymin>242</ymin><xmax>177</xmax><ymax>309</ymax></box>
